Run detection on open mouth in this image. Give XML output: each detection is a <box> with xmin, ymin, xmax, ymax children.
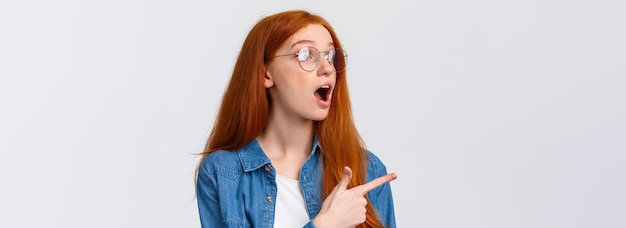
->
<box><xmin>315</xmin><ymin>85</ymin><xmax>331</xmax><ymax>102</ymax></box>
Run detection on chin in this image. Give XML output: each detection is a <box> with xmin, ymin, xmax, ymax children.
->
<box><xmin>308</xmin><ymin>111</ymin><xmax>330</xmax><ymax>121</ymax></box>
<box><xmin>311</xmin><ymin>117</ymin><xmax>327</xmax><ymax>121</ymax></box>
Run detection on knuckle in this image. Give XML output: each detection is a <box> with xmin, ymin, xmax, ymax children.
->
<box><xmin>360</xmin><ymin>198</ymin><xmax>368</xmax><ymax>206</ymax></box>
<box><xmin>354</xmin><ymin>187</ymin><xmax>366</xmax><ymax>195</ymax></box>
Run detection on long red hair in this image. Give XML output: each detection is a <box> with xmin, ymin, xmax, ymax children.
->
<box><xmin>198</xmin><ymin>10</ymin><xmax>383</xmax><ymax>227</ymax></box>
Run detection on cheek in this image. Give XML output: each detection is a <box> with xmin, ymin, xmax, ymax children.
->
<box><xmin>277</xmin><ymin>69</ymin><xmax>310</xmax><ymax>87</ymax></box>
<box><xmin>268</xmin><ymin>62</ymin><xmax>316</xmax><ymax>94</ymax></box>
<box><xmin>284</xmin><ymin>77</ymin><xmax>309</xmax><ymax>95</ymax></box>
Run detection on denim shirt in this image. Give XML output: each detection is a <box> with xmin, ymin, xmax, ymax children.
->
<box><xmin>196</xmin><ymin>137</ymin><xmax>396</xmax><ymax>228</ymax></box>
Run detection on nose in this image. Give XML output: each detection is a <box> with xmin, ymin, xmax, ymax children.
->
<box><xmin>316</xmin><ymin>56</ymin><xmax>334</xmax><ymax>77</ymax></box>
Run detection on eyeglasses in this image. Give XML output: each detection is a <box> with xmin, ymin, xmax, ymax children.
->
<box><xmin>274</xmin><ymin>46</ymin><xmax>348</xmax><ymax>72</ymax></box>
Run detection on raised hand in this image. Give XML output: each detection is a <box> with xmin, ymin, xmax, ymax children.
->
<box><xmin>313</xmin><ymin>166</ymin><xmax>397</xmax><ymax>228</ymax></box>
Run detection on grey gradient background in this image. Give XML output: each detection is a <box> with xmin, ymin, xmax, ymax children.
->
<box><xmin>1</xmin><ymin>0</ymin><xmax>625</xmax><ymax>227</ymax></box>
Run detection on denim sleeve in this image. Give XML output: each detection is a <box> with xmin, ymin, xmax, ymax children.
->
<box><xmin>196</xmin><ymin>165</ymin><xmax>223</xmax><ymax>228</ymax></box>
<box><xmin>373</xmin><ymin>179</ymin><xmax>396</xmax><ymax>228</ymax></box>
<box><xmin>367</xmin><ymin>152</ymin><xmax>397</xmax><ymax>228</ymax></box>
<box><xmin>302</xmin><ymin>221</ymin><xmax>316</xmax><ymax>228</ymax></box>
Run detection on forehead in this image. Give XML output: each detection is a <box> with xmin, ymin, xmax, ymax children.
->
<box><xmin>283</xmin><ymin>24</ymin><xmax>334</xmax><ymax>50</ymax></box>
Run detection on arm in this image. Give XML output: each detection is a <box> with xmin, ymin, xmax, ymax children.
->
<box><xmin>367</xmin><ymin>152</ymin><xmax>397</xmax><ymax>228</ymax></box>
<box><xmin>368</xmin><ymin>168</ymin><xmax>396</xmax><ymax>228</ymax></box>
<box><xmin>312</xmin><ymin>166</ymin><xmax>397</xmax><ymax>228</ymax></box>
<box><xmin>196</xmin><ymin>166</ymin><xmax>223</xmax><ymax>228</ymax></box>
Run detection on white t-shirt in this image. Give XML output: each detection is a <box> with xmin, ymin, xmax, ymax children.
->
<box><xmin>274</xmin><ymin>174</ymin><xmax>310</xmax><ymax>228</ymax></box>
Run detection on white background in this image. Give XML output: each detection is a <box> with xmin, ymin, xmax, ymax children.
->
<box><xmin>1</xmin><ymin>0</ymin><xmax>625</xmax><ymax>227</ymax></box>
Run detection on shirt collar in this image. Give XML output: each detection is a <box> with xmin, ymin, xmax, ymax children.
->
<box><xmin>237</xmin><ymin>136</ymin><xmax>321</xmax><ymax>172</ymax></box>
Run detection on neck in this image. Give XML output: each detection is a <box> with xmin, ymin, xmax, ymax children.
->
<box><xmin>258</xmin><ymin>110</ymin><xmax>314</xmax><ymax>158</ymax></box>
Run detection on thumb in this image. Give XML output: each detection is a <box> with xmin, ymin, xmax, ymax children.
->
<box><xmin>337</xmin><ymin>166</ymin><xmax>353</xmax><ymax>190</ymax></box>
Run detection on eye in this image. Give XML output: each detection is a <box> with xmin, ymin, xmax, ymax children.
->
<box><xmin>296</xmin><ymin>47</ymin><xmax>310</xmax><ymax>62</ymax></box>
<box><xmin>326</xmin><ymin>49</ymin><xmax>335</xmax><ymax>62</ymax></box>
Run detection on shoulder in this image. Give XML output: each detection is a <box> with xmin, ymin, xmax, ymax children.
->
<box><xmin>365</xmin><ymin>150</ymin><xmax>389</xmax><ymax>177</ymax></box>
<box><xmin>198</xmin><ymin>149</ymin><xmax>243</xmax><ymax>180</ymax></box>
<box><xmin>198</xmin><ymin>139</ymin><xmax>270</xmax><ymax>180</ymax></box>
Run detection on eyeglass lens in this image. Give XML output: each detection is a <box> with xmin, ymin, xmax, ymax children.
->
<box><xmin>296</xmin><ymin>47</ymin><xmax>347</xmax><ymax>72</ymax></box>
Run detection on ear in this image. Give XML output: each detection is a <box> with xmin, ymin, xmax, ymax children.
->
<box><xmin>264</xmin><ymin>69</ymin><xmax>275</xmax><ymax>88</ymax></box>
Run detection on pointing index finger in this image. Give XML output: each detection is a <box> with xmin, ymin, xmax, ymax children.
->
<box><xmin>355</xmin><ymin>173</ymin><xmax>397</xmax><ymax>195</ymax></box>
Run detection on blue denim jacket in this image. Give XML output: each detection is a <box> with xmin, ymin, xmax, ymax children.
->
<box><xmin>196</xmin><ymin>137</ymin><xmax>396</xmax><ymax>227</ymax></box>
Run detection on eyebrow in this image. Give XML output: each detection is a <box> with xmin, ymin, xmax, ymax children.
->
<box><xmin>289</xmin><ymin>40</ymin><xmax>335</xmax><ymax>49</ymax></box>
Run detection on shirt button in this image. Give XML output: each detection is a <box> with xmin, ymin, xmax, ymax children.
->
<box><xmin>266</xmin><ymin>196</ymin><xmax>273</xmax><ymax>203</ymax></box>
<box><xmin>264</xmin><ymin>165</ymin><xmax>270</xmax><ymax>172</ymax></box>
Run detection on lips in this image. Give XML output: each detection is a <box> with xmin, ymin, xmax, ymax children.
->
<box><xmin>316</xmin><ymin>85</ymin><xmax>330</xmax><ymax>101</ymax></box>
<box><xmin>314</xmin><ymin>84</ymin><xmax>332</xmax><ymax>107</ymax></box>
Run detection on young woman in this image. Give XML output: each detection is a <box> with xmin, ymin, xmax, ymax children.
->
<box><xmin>196</xmin><ymin>10</ymin><xmax>397</xmax><ymax>228</ymax></box>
